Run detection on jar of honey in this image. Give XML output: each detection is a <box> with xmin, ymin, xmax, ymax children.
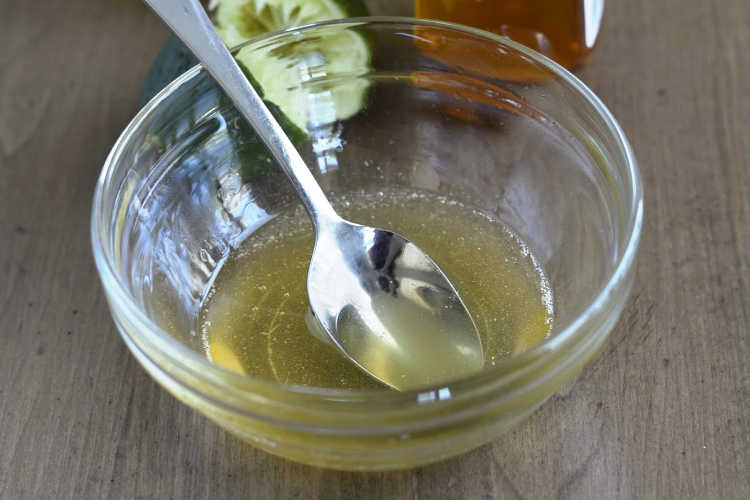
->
<box><xmin>415</xmin><ymin>0</ymin><xmax>605</xmax><ymax>69</ymax></box>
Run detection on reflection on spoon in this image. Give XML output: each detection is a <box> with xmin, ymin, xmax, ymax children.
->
<box><xmin>306</xmin><ymin>224</ymin><xmax>484</xmax><ymax>391</ymax></box>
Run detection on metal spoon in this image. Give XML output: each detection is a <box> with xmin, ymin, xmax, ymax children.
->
<box><xmin>144</xmin><ymin>0</ymin><xmax>484</xmax><ymax>391</ymax></box>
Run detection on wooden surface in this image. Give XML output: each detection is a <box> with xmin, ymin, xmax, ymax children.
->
<box><xmin>1</xmin><ymin>0</ymin><xmax>749</xmax><ymax>498</ymax></box>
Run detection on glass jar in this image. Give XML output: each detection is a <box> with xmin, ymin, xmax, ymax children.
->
<box><xmin>415</xmin><ymin>0</ymin><xmax>605</xmax><ymax>69</ymax></box>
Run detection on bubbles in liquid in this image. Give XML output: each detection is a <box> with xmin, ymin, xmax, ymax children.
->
<box><xmin>199</xmin><ymin>188</ymin><xmax>553</xmax><ymax>389</ymax></box>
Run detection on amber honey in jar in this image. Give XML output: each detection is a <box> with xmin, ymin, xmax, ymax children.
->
<box><xmin>415</xmin><ymin>0</ymin><xmax>604</xmax><ymax>69</ymax></box>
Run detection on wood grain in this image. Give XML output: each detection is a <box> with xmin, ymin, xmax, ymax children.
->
<box><xmin>1</xmin><ymin>0</ymin><xmax>749</xmax><ymax>498</ymax></box>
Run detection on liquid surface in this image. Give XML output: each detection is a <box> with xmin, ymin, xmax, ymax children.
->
<box><xmin>200</xmin><ymin>188</ymin><xmax>552</xmax><ymax>389</ymax></box>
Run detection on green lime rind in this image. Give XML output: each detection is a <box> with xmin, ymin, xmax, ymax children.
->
<box><xmin>141</xmin><ymin>37</ymin><xmax>267</xmax><ymax>105</ymax></box>
<box><xmin>140</xmin><ymin>37</ymin><xmax>306</xmax><ymax>182</ymax></box>
<box><xmin>221</xmin><ymin>60</ymin><xmax>307</xmax><ymax>181</ymax></box>
<box><xmin>141</xmin><ymin>35</ymin><xmax>199</xmax><ymax>106</ymax></box>
<box><xmin>334</xmin><ymin>0</ymin><xmax>369</xmax><ymax>17</ymax></box>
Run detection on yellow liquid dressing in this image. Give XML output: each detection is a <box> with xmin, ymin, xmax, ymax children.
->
<box><xmin>200</xmin><ymin>188</ymin><xmax>553</xmax><ymax>389</ymax></box>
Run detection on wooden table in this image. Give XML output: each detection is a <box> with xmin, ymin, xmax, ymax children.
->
<box><xmin>2</xmin><ymin>0</ymin><xmax>749</xmax><ymax>498</ymax></box>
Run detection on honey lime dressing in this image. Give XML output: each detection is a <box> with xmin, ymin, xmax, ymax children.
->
<box><xmin>200</xmin><ymin>188</ymin><xmax>552</xmax><ymax>389</ymax></box>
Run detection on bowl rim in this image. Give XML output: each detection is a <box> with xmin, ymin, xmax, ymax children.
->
<box><xmin>91</xmin><ymin>16</ymin><xmax>643</xmax><ymax>413</ymax></box>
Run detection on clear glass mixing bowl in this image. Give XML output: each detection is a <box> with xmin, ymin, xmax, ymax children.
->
<box><xmin>91</xmin><ymin>18</ymin><xmax>642</xmax><ymax>470</ymax></box>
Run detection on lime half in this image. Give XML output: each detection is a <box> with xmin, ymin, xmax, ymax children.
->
<box><xmin>214</xmin><ymin>0</ymin><xmax>372</xmax><ymax>130</ymax></box>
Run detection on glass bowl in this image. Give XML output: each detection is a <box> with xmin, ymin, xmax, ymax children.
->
<box><xmin>91</xmin><ymin>18</ymin><xmax>642</xmax><ymax>470</ymax></box>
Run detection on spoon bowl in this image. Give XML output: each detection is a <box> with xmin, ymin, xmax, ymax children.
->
<box><xmin>308</xmin><ymin>220</ymin><xmax>483</xmax><ymax>391</ymax></box>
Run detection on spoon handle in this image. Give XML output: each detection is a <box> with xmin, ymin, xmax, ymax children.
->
<box><xmin>143</xmin><ymin>0</ymin><xmax>338</xmax><ymax>225</ymax></box>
